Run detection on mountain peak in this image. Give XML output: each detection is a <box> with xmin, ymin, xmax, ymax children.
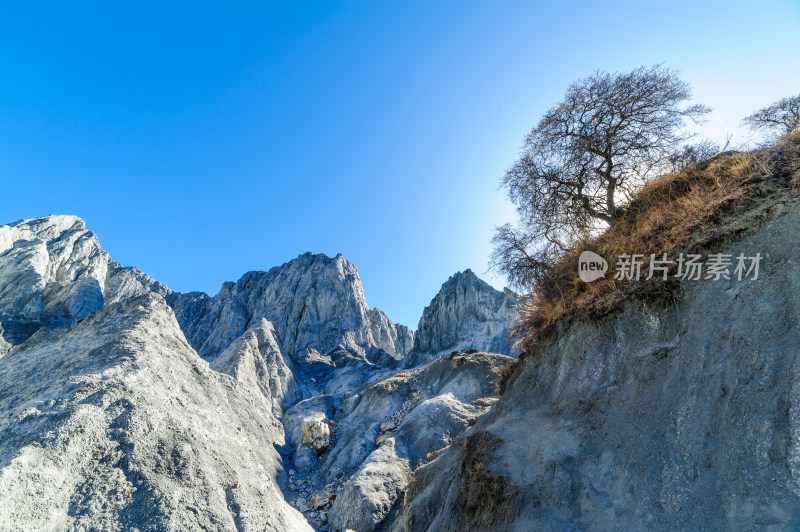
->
<box><xmin>412</xmin><ymin>270</ymin><xmax>518</xmax><ymax>358</ymax></box>
<box><xmin>0</xmin><ymin>213</ymin><xmax>521</xmax><ymax>531</ymax></box>
<box><xmin>168</xmin><ymin>249</ymin><xmax>414</xmax><ymax>366</ymax></box>
<box><xmin>0</xmin><ymin>215</ymin><xmax>85</xmax><ymax>252</ymax></box>
<box><xmin>0</xmin><ymin>215</ymin><xmax>167</xmax><ymax>344</ymax></box>
<box><xmin>445</xmin><ymin>268</ymin><xmax>481</xmax><ymax>285</ymax></box>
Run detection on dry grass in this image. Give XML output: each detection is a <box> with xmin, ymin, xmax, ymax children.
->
<box><xmin>513</xmin><ymin>133</ymin><xmax>800</xmax><ymax>359</ymax></box>
<box><xmin>452</xmin><ymin>431</ymin><xmax>521</xmax><ymax>529</ymax></box>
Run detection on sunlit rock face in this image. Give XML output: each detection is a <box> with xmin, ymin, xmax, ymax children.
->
<box><xmin>0</xmin><ymin>215</ymin><xmax>168</xmax><ymax>344</ymax></box>
<box><xmin>168</xmin><ymin>252</ymin><xmax>415</xmax><ymax>368</ymax></box>
<box><xmin>209</xmin><ymin>317</ymin><xmax>310</xmax><ymax>418</ymax></box>
<box><xmin>409</xmin><ymin>269</ymin><xmax>518</xmax><ymax>365</ymax></box>
<box><xmin>320</xmin><ymin>350</ymin><xmax>513</xmax><ymax>531</ymax></box>
<box><xmin>0</xmin><ymin>293</ymin><xmax>311</xmax><ymax>532</ymax></box>
<box><xmin>0</xmin><ymin>215</ymin><xmax>521</xmax><ymax>531</ymax></box>
<box><xmin>0</xmin><ymin>215</ymin><xmax>416</xmax><ymax>369</ymax></box>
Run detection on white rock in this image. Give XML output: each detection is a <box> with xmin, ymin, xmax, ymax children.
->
<box><xmin>301</xmin><ymin>419</ymin><xmax>331</xmax><ymax>453</ymax></box>
<box><xmin>210</xmin><ymin>318</ymin><xmax>309</xmax><ymax>417</ymax></box>
<box><xmin>409</xmin><ymin>269</ymin><xmax>519</xmax><ymax>365</ymax></box>
<box><xmin>0</xmin><ymin>293</ymin><xmax>311</xmax><ymax>531</ymax></box>
<box><xmin>317</xmin><ymin>351</ymin><xmax>513</xmax><ymax>530</ymax></box>
<box><xmin>0</xmin><ymin>215</ymin><xmax>168</xmax><ymax>345</ymax></box>
<box><xmin>0</xmin><ymin>215</ymin><xmax>522</xmax><ymax>531</ymax></box>
<box><xmin>168</xmin><ymin>253</ymin><xmax>414</xmax><ymax>367</ymax></box>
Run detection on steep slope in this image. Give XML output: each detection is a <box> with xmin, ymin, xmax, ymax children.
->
<box><xmin>0</xmin><ymin>215</ymin><xmax>168</xmax><ymax>345</ymax></box>
<box><xmin>282</xmin><ymin>350</ymin><xmax>513</xmax><ymax>530</ymax></box>
<box><xmin>210</xmin><ymin>318</ymin><xmax>310</xmax><ymax>418</ymax></box>
<box><xmin>0</xmin><ymin>214</ymin><xmax>523</xmax><ymax>532</ymax></box>
<box><xmin>168</xmin><ymin>253</ymin><xmax>415</xmax><ymax>369</ymax></box>
<box><xmin>0</xmin><ymin>293</ymin><xmax>310</xmax><ymax>531</ymax></box>
<box><xmin>390</xmin><ymin>196</ymin><xmax>800</xmax><ymax>530</ymax></box>
<box><xmin>409</xmin><ymin>270</ymin><xmax>518</xmax><ymax>365</ymax></box>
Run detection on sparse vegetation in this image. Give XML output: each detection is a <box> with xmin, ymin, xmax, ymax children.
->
<box><xmin>492</xmin><ymin>78</ymin><xmax>800</xmax><ymax>389</ymax></box>
<box><xmin>744</xmin><ymin>93</ymin><xmax>800</xmax><ymax>139</ymax></box>
<box><xmin>492</xmin><ymin>65</ymin><xmax>710</xmax><ymax>288</ymax></box>
<box><xmin>452</xmin><ymin>431</ymin><xmax>521</xmax><ymax>529</ymax></box>
<box><xmin>511</xmin><ymin>133</ymin><xmax>800</xmax><ymax>358</ymax></box>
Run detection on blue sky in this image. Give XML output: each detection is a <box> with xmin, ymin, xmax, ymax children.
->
<box><xmin>1</xmin><ymin>1</ymin><xmax>798</xmax><ymax>327</ymax></box>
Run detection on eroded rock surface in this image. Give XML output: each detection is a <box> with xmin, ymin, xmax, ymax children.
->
<box><xmin>0</xmin><ymin>294</ymin><xmax>310</xmax><ymax>532</ymax></box>
<box><xmin>0</xmin><ymin>215</ymin><xmax>168</xmax><ymax>344</ymax></box>
<box><xmin>408</xmin><ymin>269</ymin><xmax>518</xmax><ymax>366</ymax></box>
<box><xmin>284</xmin><ymin>350</ymin><xmax>512</xmax><ymax>531</ymax></box>
<box><xmin>168</xmin><ymin>253</ymin><xmax>415</xmax><ymax>369</ymax></box>
<box><xmin>390</xmin><ymin>198</ymin><xmax>800</xmax><ymax>531</ymax></box>
<box><xmin>0</xmin><ymin>215</ymin><xmax>520</xmax><ymax>532</ymax></box>
<box><xmin>210</xmin><ymin>318</ymin><xmax>310</xmax><ymax>418</ymax></box>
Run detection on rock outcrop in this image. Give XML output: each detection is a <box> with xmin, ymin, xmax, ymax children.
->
<box><xmin>168</xmin><ymin>253</ymin><xmax>415</xmax><ymax>369</ymax></box>
<box><xmin>284</xmin><ymin>350</ymin><xmax>513</xmax><ymax>530</ymax></box>
<box><xmin>0</xmin><ymin>214</ymin><xmax>520</xmax><ymax>531</ymax></box>
<box><xmin>408</xmin><ymin>269</ymin><xmax>518</xmax><ymax>365</ymax></box>
<box><xmin>0</xmin><ymin>215</ymin><xmax>168</xmax><ymax>345</ymax></box>
<box><xmin>209</xmin><ymin>318</ymin><xmax>310</xmax><ymax>418</ymax></box>
<box><xmin>389</xmin><ymin>197</ymin><xmax>800</xmax><ymax>531</ymax></box>
<box><xmin>0</xmin><ymin>293</ymin><xmax>310</xmax><ymax>531</ymax></box>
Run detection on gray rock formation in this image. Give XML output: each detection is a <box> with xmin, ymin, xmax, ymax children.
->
<box><xmin>168</xmin><ymin>253</ymin><xmax>415</xmax><ymax>369</ymax></box>
<box><xmin>0</xmin><ymin>214</ymin><xmax>521</xmax><ymax>532</ymax></box>
<box><xmin>408</xmin><ymin>270</ymin><xmax>518</xmax><ymax>365</ymax></box>
<box><xmin>284</xmin><ymin>350</ymin><xmax>512</xmax><ymax>531</ymax></box>
<box><xmin>0</xmin><ymin>293</ymin><xmax>310</xmax><ymax>531</ymax></box>
<box><xmin>0</xmin><ymin>216</ymin><xmax>417</xmax><ymax>369</ymax></box>
<box><xmin>389</xmin><ymin>197</ymin><xmax>800</xmax><ymax>531</ymax></box>
<box><xmin>210</xmin><ymin>318</ymin><xmax>310</xmax><ymax>418</ymax></box>
<box><xmin>0</xmin><ymin>215</ymin><xmax>168</xmax><ymax>345</ymax></box>
<box><xmin>283</xmin><ymin>395</ymin><xmax>335</xmax><ymax>475</ymax></box>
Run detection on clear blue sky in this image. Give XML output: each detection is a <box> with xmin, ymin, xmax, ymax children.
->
<box><xmin>1</xmin><ymin>1</ymin><xmax>798</xmax><ymax>327</ymax></box>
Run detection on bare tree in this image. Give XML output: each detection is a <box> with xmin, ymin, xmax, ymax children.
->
<box><xmin>743</xmin><ymin>94</ymin><xmax>800</xmax><ymax>139</ymax></box>
<box><xmin>668</xmin><ymin>136</ymin><xmax>729</xmax><ymax>172</ymax></box>
<box><xmin>492</xmin><ymin>65</ymin><xmax>710</xmax><ymax>289</ymax></box>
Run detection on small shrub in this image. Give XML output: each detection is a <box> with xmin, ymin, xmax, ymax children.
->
<box><xmin>453</xmin><ymin>432</ymin><xmax>522</xmax><ymax>529</ymax></box>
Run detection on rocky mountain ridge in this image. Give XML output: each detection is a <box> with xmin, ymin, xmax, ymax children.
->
<box><xmin>0</xmin><ymin>214</ymin><xmax>519</xmax><ymax>531</ymax></box>
<box><xmin>408</xmin><ymin>269</ymin><xmax>518</xmax><ymax>366</ymax></box>
<box><xmin>167</xmin><ymin>252</ymin><xmax>415</xmax><ymax>372</ymax></box>
<box><xmin>0</xmin><ymin>215</ymin><xmax>518</xmax><ymax>364</ymax></box>
<box><xmin>0</xmin><ymin>215</ymin><xmax>168</xmax><ymax>344</ymax></box>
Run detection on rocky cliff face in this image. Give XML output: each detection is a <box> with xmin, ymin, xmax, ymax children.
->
<box><xmin>0</xmin><ymin>214</ymin><xmax>519</xmax><ymax>531</ymax></box>
<box><xmin>390</xmin><ymin>197</ymin><xmax>800</xmax><ymax>531</ymax></box>
<box><xmin>167</xmin><ymin>253</ymin><xmax>415</xmax><ymax>369</ymax></box>
<box><xmin>0</xmin><ymin>294</ymin><xmax>310</xmax><ymax>532</ymax></box>
<box><xmin>19</xmin><ymin>203</ymin><xmax>800</xmax><ymax>531</ymax></box>
<box><xmin>0</xmin><ymin>215</ymin><xmax>168</xmax><ymax>344</ymax></box>
<box><xmin>411</xmin><ymin>269</ymin><xmax>518</xmax><ymax>361</ymax></box>
<box><xmin>285</xmin><ymin>350</ymin><xmax>512</xmax><ymax>530</ymax></box>
<box><xmin>0</xmin><ymin>216</ymin><xmax>417</xmax><ymax>369</ymax></box>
